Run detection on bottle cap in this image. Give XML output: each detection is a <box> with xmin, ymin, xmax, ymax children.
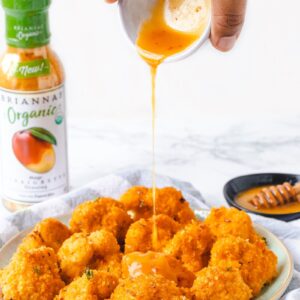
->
<box><xmin>1</xmin><ymin>0</ymin><xmax>51</xmax><ymax>11</ymax></box>
<box><xmin>1</xmin><ymin>0</ymin><xmax>51</xmax><ymax>48</ymax></box>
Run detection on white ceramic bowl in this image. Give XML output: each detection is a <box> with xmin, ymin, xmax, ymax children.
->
<box><xmin>119</xmin><ymin>0</ymin><xmax>211</xmax><ymax>63</ymax></box>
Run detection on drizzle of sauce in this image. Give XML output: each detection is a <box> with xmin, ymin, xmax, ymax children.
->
<box><xmin>136</xmin><ymin>0</ymin><xmax>210</xmax><ymax>248</ymax></box>
<box><xmin>122</xmin><ymin>251</ymin><xmax>178</xmax><ymax>282</ymax></box>
<box><xmin>235</xmin><ymin>185</ymin><xmax>300</xmax><ymax>215</ymax></box>
<box><xmin>150</xmin><ymin>65</ymin><xmax>158</xmax><ymax>250</ymax></box>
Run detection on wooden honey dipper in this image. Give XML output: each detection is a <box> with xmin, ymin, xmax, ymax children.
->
<box><xmin>249</xmin><ymin>182</ymin><xmax>300</xmax><ymax>209</ymax></box>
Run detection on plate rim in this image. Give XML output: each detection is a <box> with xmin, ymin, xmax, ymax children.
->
<box><xmin>254</xmin><ymin>224</ymin><xmax>294</xmax><ymax>300</ymax></box>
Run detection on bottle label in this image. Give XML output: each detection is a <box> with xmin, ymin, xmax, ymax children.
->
<box><xmin>0</xmin><ymin>85</ymin><xmax>68</xmax><ymax>203</ymax></box>
<box><xmin>9</xmin><ymin>59</ymin><xmax>51</xmax><ymax>79</ymax></box>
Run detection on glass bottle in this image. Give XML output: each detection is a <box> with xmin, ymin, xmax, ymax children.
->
<box><xmin>0</xmin><ymin>0</ymin><xmax>69</xmax><ymax>211</ymax></box>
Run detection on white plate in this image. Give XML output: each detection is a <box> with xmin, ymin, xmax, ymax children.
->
<box><xmin>0</xmin><ymin>211</ymin><xmax>294</xmax><ymax>300</ymax></box>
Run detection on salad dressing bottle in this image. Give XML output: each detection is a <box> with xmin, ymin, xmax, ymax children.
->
<box><xmin>0</xmin><ymin>0</ymin><xmax>68</xmax><ymax>211</ymax></box>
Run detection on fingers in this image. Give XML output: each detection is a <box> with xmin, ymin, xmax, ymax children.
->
<box><xmin>211</xmin><ymin>0</ymin><xmax>247</xmax><ymax>52</ymax></box>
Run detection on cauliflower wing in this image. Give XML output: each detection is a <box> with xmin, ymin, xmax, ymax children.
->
<box><xmin>120</xmin><ymin>186</ymin><xmax>196</xmax><ymax>224</ymax></box>
<box><xmin>205</xmin><ymin>207</ymin><xmax>260</xmax><ymax>242</ymax></box>
<box><xmin>55</xmin><ymin>269</ymin><xmax>118</xmax><ymax>300</ymax></box>
<box><xmin>210</xmin><ymin>236</ymin><xmax>278</xmax><ymax>296</ymax></box>
<box><xmin>1</xmin><ymin>246</ymin><xmax>64</xmax><ymax>300</ymax></box>
<box><xmin>163</xmin><ymin>221</ymin><xmax>213</xmax><ymax>272</ymax></box>
<box><xmin>58</xmin><ymin>229</ymin><xmax>121</xmax><ymax>282</ymax></box>
<box><xmin>125</xmin><ymin>214</ymin><xmax>181</xmax><ymax>253</ymax></box>
<box><xmin>192</xmin><ymin>266</ymin><xmax>252</xmax><ymax>300</ymax></box>
<box><xmin>70</xmin><ymin>197</ymin><xmax>132</xmax><ymax>243</ymax></box>
<box><xmin>110</xmin><ymin>274</ymin><xmax>191</xmax><ymax>300</ymax></box>
<box><xmin>122</xmin><ymin>251</ymin><xmax>195</xmax><ymax>288</ymax></box>
<box><xmin>19</xmin><ymin>218</ymin><xmax>71</xmax><ymax>253</ymax></box>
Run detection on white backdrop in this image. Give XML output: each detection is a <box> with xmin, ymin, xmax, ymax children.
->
<box><xmin>0</xmin><ymin>0</ymin><xmax>300</xmax><ymax>121</ymax></box>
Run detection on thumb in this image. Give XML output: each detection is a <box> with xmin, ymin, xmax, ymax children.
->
<box><xmin>211</xmin><ymin>0</ymin><xmax>247</xmax><ymax>52</ymax></box>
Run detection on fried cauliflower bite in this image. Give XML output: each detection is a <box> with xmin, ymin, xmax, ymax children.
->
<box><xmin>120</xmin><ymin>186</ymin><xmax>196</xmax><ymax>224</ymax></box>
<box><xmin>110</xmin><ymin>274</ymin><xmax>191</xmax><ymax>300</ymax></box>
<box><xmin>19</xmin><ymin>218</ymin><xmax>71</xmax><ymax>253</ymax></box>
<box><xmin>163</xmin><ymin>221</ymin><xmax>213</xmax><ymax>273</ymax></box>
<box><xmin>205</xmin><ymin>207</ymin><xmax>260</xmax><ymax>242</ymax></box>
<box><xmin>210</xmin><ymin>236</ymin><xmax>278</xmax><ymax>296</ymax></box>
<box><xmin>89</xmin><ymin>230</ymin><xmax>121</xmax><ymax>257</ymax></box>
<box><xmin>70</xmin><ymin>197</ymin><xmax>132</xmax><ymax>243</ymax></box>
<box><xmin>58</xmin><ymin>229</ymin><xmax>121</xmax><ymax>282</ymax></box>
<box><xmin>122</xmin><ymin>251</ymin><xmax>195</xmax><ymax>288</ymax></box>
<box><xmin>125</xmin><ymin>214</ymin><xmax>181</xmax><ymax>253</ymax></box>
<box><xmin>55</xmin><ymin>269</ymin><xmax>118</xmax><ymax>300</ymax></box>
<box><xmin>58</xmin><ymin>232</ymin><xmax>94</xmax><ymax>282</ymax></box>
<box><xmin>1</xmin><ymin>246</ymin><xmax>64</xmax><ymax>300</ymax></box>
<box><xmin>191</xmin><ymin>266</ymin><xmax>252</xmax><ymax>300</ymax></box>
<box><xmin>120</xmin><ymin>186</ymin><xmax>150</xmax><ymax>221</ymax></box>
<box><xmin>89</xmin><ymin>252</ymin><xmax>122</xmax><ymax>279</ymax></box>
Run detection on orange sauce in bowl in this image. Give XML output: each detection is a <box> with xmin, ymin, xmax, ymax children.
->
<box><xmin>235</xmin><ymin>185</ymin><xmax>300</xmax><ymax>215</ymax></box>
<box><xmin>136</xmin><ymin>0</ymin><xmax>202</xmax><ymax>66</ymax></box>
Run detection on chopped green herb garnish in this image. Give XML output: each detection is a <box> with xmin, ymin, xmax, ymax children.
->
<box><xmin>85</xmin><ymin>268</ymin><xmax>94</xmax><ymax>280</ymax></box>
<box><xmin>33</xmin><ymin>266</ymin><xmax>41</xmax><ymax>275</ymax></box>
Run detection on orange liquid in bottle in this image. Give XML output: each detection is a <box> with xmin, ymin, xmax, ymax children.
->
<box><xmin>136</xmin><ymin>0</ymin><xmax>210</xmax><ymax>249</ymax></box>
<box><xmin>0</xmin><ymin>46</ymin><xmax>67</xmax><ymax>212</ymax></box>
<box><xmin>0</xmin><ymin>46</ymin><xmax>64</xmax><ymax>91</ymax></box>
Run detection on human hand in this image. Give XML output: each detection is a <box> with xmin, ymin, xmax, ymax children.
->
<box><xmin>211</xmin><ymin>0</ymin><xmax>247</xmax><ymax>51</ymax></box>
<box><xmin>106</xmin><ymin>0</ymin><xmax>247</xmax><ymax>52</ymax></box>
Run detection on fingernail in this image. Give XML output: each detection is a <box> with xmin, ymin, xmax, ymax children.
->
<box><xmin>217</xmin><ymin>36</ymin><xmax>237</xmax><ymax>52</ymax></box>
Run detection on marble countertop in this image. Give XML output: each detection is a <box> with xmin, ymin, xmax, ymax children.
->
<box><xmin>1</xmin><ymin>115</ymin><xmax>300</xmax><ymax>224</ymax></box>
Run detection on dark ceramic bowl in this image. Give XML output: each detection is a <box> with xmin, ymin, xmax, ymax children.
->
<box><xmin>223</xmin><ymin>173</ymin><xmax>300</xmax><ymax>221</ymax></box>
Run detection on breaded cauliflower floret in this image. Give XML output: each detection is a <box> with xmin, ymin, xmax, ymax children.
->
<box><xmin>55</xmin><ymin>269</ymin><xmax>118</xmax><ymax>300</ymax></box>
<box><xmin>58</xmin><ymin>229</ymin><xmax>121</xmax><ymax>282</ymax></box>
<box><xmin>1</xmin><ymin>246</ymin><xmax>64</xmax><ymax>300</ymax></box>
<box><xmin>110</xmin><ymin>274</ymin><xmax>191</xmax><ymax>300</ymax></box>
<box><xmin>19</xmin><ymin>218</ymin><xmax>71</xmax><ymax>253</ymax></box>
<box><xmin>90</xmin><ymin>253</ymin><xmax>122</xmax><ymax>279</ymax></box>
<box><xmin>205</xmin><ymin>207</ymin><xmax>260</xmax><ymax>242</ymax></box>
<box><xmin>120</xmin><ymin>186</ymin><xmax>150</xmax><ymax>221</ymax></box>
<box><xmin>163</xmin><ymin>221</ymin><xmax>213</xmax><ymax>272</ymax></box>
<box><xmin>70</xmin><ymin>197</ymin><xmax>132</xmax><ymax>243</ymax></box>
<box><xmin>58</xmin><ymin>232</ymin><xmax>94</xmax><ymax>282</ymax></box>
<box><xmin>192</xmin><ymin>266</ymin><xmax>252</xmax><ymax>300</ymax></box>
<box><xmin>122</xmin><ymin>251</ymin><xmax>195</xmax><ymax>288</ymax></box>
<box><xmin>210</xmin><ymin>236</ymin><xmax>278</xmax><ymax>296</ymax></box>
<box><xmin>120</xmin><ymin>186</ymin><xmax>196</xmax><ymax>224</ymax></box>
<box><xmin>89</xmin><ymin>230</ymin><xmax>120</xmax><ymax>257</ymax></box>
<box><xmin>125</xmin><ymin>214</ymin><xmax>181</xmax><ymax>253</ymax></box>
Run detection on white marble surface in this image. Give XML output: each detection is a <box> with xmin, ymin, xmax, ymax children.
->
<box><xmin>1</xmin><ymin>115</ymin><xmax>300</xmax><ymax>225</ymax></box>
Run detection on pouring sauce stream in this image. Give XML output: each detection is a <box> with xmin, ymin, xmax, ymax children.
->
<box><xmin>136</xmin><ymin>0</ymin><xmax>209</xmax><ymax>249</ymax></box>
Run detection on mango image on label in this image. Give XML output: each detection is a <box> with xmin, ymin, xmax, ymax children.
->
<box><xmin>12</xmin><ymin>127</ymin><xmax>56</xmax><ymax>174</ymax></box>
